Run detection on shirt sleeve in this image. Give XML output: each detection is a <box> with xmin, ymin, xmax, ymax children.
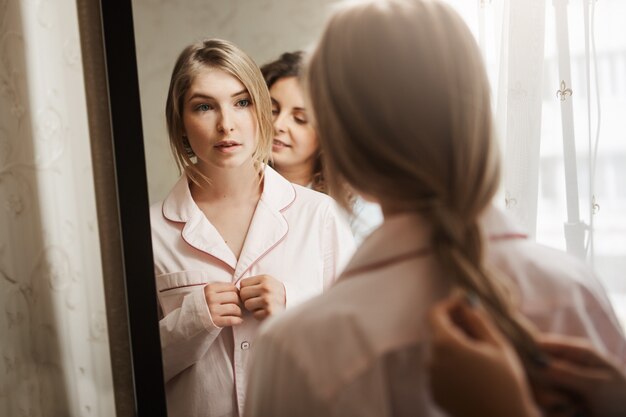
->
<box><xmin>349</xmin><ymin>197</ymin><xmax>384</xmax><ymax>245</ymax></box>
<box><xmin>322</xmin><ymin>199</ymin><xmax>357</xmax><ymax>289</ymax></box>
<box><xmin>158</xmin><ymin>286</ymin><xmax>222</xmax><ymax>382</ymax></box>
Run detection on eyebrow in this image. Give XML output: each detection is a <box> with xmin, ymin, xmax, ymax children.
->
<box><xmin>270</xmin><ymin>98</ymin><xmax>305</xmax><ymax>112</ymax></box>
<box><xmin>187</xmin><ymin>89</ymin><xmax>249</xmax><ymax>102</ymax></box>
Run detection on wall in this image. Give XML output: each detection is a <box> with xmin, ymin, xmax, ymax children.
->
<box><xmin>0</xmin><ymin>0</ymin><xmax>115</xmax><ymax>415</ymax></box>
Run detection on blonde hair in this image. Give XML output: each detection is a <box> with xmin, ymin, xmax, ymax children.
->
<box><xmin>165</xmin><ymin>38</ymin><xmax>273</xmax><ymax>185</ymax></box>
<box><xmin>306</xmin><ymin>0</ymin><xmax>542</xmax><ymax>371</ymax></box>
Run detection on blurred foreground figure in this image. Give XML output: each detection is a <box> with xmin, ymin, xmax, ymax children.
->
<box><xmin>244</xmin><ymin>1</ymin><xmax>626</xmax><ymax>416</ymax></box>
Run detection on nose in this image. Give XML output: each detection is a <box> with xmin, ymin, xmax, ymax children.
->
<box><xmin>217</xmin><ymin>108</ymin><xmax>235</xmax><ymax>133</ymax></box>
<box><xmin>273</xmin><ymin>111</ymin><xmax>287</xmax><ymax>134</ymax></box>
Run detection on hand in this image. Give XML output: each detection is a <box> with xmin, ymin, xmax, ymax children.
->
<box><xmin>203</xmin><ymin>282</ymin><xmax>243</xmax><ymax>327</ymax></box>
<box><xmin>428</xmin><ymin>294</ymin><xmax>541</xmax><ymax>417</ymax></box>
<box><xmin>535</xmin><ymin>335</ymin><xmax>626</xmax><ymax>417</ymax></box>
<box><xmin>239</xmin><ymin>275</ymin><xmax>286</xmax><ymax>321</ymax></box>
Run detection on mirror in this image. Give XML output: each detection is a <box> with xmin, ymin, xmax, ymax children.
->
<box><xmin>92</xmin><ymin>1</ymin><xmax>167</xmax><ymax>415</ymax></box>
<box><xmin>113</xmin><ymin>1</ymin><xmax>350</xmax><ymax>416</ymax></box>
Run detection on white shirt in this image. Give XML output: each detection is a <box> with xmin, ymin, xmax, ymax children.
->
<box><xmin>150</xmin><ymin>166</ymin><xmax>356</xmax><ymax>417</ymax></box>
<box><xmin>244</xmin><ymin>206</ymin><xmax>625</xmax><ymax>417</ymax></box>
<box><xmin>349</xmin><ymin>197</ymin><xmax>383</xmax><ymax>244</ymax></box>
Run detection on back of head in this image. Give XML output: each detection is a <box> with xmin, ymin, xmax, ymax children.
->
<box><xmin>306</xmin><ymin>0</ymin><xmax>543</xmax><ymax>375</ymax></box>
<box><xmin>166</xmin><ymin>38</ymin><xmax>273</xmax><ymax>184</ymax></box>
<box><xmin>308</xmin><ymin>0</ymin><xmax>498</xmax><ymax>216</ymax></box>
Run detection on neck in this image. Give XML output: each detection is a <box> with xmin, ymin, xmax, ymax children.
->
<box><xmin>275</xmin><ymin>162</ymin><xmax>314</xmax><ymax>187</ymax></box>
<box><xmin>379</xmin><ymin>199</ymin><xmax>419</xmax><ymax>219</ymax></box>
<box><xmin>191</xmin><ymin>162</ymin><xmax>262</xmax><ymax>203</ymax></box>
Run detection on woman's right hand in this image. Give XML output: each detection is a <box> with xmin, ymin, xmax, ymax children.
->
<box><xmin>204</xmin><ymin>282</ymin><xmax>243</xmax><ymax>327</ymax></box>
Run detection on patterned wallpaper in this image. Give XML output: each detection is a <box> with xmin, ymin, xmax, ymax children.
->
<box><xmin>132</xmin><ymin>0</ymin><xmax>342</xmax><ymax>204</ymax></box>
<box><xmin>0</xmin><ymin>0</ymin><xmax>115</xmax><ymax>415</ymax></box>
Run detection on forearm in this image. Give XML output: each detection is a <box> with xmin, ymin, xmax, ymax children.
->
<box><xmin>159</xmin><ymin>289</ymin><xmax>221</xmax><ymax>381</ymax></box>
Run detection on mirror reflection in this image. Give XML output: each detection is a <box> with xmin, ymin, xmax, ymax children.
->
<box><xmin>133</xmin><ymin>2</ymin><xmax>372</xmax><ymax>416</ymax></box>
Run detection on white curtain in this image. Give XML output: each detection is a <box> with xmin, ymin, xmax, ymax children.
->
<box><xmin>0</xmin><ymin>0</ymin><xmax>115</xmax><ymax>415</ymax></box>
<box><xmin>444</xmin><ymin>0</ymin><xmax>626</xmax><ymax>328</ymax></box>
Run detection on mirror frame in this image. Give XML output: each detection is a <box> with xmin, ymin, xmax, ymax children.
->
<box><xmin>78</xmin><ymin>0</ymin><xmax>167</xmax><ymax>415</ymax></box>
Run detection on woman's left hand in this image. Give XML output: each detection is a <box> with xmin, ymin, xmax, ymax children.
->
<box><xmin>239</xmin><ymin>274</ymin><xmax>286</xmax><ymax>320</ymax></box>
<box><xmin>428</xmin><ymin>294</ymin><xmax>541</xmax><ymax>417</ymax></box>
<box><xmin>535</xmin><ymin>335</ymin><xmax>626</xmax><ymax>417</ymax></box>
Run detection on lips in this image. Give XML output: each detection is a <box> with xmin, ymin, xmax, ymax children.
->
<box><xmin>272</xmin><ymin>139</ymin><xmax>291</xmax><ymax>148</ymax></box>
<box><xmin>214</xmin><ymin>140</ymin><xmax>241</xmax><ymax>149</ymax></box>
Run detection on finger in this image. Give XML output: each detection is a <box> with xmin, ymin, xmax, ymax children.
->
<box><xmin>429</xmin><ymin>298</ymin><xmax>473</xmax><ymax>347</ymax></box>
<box><xmin>539</xmin><ymin>358</ymin><xmax>613</xmax><ymax>391</ymax></box>
<box><xmin>243</xmin><ymin>296</ymin><xmax>266</xmax><ymax>312</ymax></box>
<box><xmin>214</xmin><ymin>316</ymin><xmax>244</xmax><ymax>327</ymax></box>
<box><xmin>206</xmin><ymin>282</ymin><xmax>239</xmax><ymax>293</ymax></box>
<box><xmin>207</xmin><ymin>290</ymin><xmax>241</xmax><ymax>305</ymax></box>
<box><xmin>240</xmin><ymin>285</ymin><xmax>264</xmax><ymax>302</ymax></box>
<box><xmin>253</xmin><ymin>309</ymin><xmax>269</xmax><ymax>321</ymax></box>
<box><xmin>430</xmin><ymin>294</ymin><xmax>505</xmax><ymax>348</ymax></box>
<box><xmin>240</xmin><ymin>275</ymin><xmax>269</xmax><ymax>288</ymax></box>
<box><xmin>539</xmin><ymin>335</ymin><xmax>613</xmax><ymax>369</ymax></box>
<box><xmin>213</xmin><ymin>303</ymin><xmax>243</xmax><ymax>318</ymax></box>
<box><xmin>450</xmin><ymin>301</ymin><xmax>508</xmax><ymax>346</ymax></box>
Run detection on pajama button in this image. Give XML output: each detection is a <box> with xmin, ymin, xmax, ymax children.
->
<box><xmin>241</xmin><ymin>341</ymin><xmax>250</xmax><ymax>350</ymax></box>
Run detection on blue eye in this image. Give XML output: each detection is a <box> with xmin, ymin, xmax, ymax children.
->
<box><xmin>237</xmin><ymin>99</ymin><xmax>251</xmax><ymax>108</ymax></box>
<box><xmin>196</xmin><ymin>103</ymin><xmax>211</xmax><ymax>112</ymax></box>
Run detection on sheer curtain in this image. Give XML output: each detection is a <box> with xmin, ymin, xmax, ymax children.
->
<box><xmin>0</xmin><ymin>0</ymin><xmax>115</xmax><ymax>415</ymax></box>
<box><xmin>444</xmin><ymin>0</ymin><xmax>626</xmax><ymax>329</ymax></box>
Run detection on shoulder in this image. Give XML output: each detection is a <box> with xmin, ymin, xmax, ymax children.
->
<box><xmin>490</xmin><ymin>237</ymin><xmax>598</xmax><ymax>293</ymax></box>
<box><xmin>483</xmin><ymin>206</ymin><xmax>599</xmax><ymax>294</ymax></box>
<box><xmin>287</xmin><ymin>183</ymin><xmax>351</xmax><ymax>230</ymax></box>
<box><xmin>290</xmin><ymin>183</ymin><xmax>335</xmax><ymax>210</ymax></box>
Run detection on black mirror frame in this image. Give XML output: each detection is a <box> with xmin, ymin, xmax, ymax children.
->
<box><xmin>78</xmin><ymin>0</ymin><xmax>167</xmax><ymax>416</ymax></box>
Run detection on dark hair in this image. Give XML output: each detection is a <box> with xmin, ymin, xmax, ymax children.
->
<box><xmin>261</xmin><ymin>51</ymin><xmax>304</xmax><ymax>89</ymax></box>
<box><xmin>261</xmin><ymin>51</ymin><xmax>331</xmax><ymax>197</ymax></box>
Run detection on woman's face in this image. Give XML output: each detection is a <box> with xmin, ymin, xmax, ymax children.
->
<box><xmin>270</xmin><ymin>76</ymin><xmax>319</xmax><ymax>174</ymax></box>
<box><xmin>182</xmin><ymin>67</ymin><xmax>258</xmax><ymax>171</ymax></box>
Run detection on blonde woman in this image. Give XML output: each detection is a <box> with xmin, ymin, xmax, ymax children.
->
<box><xmin>261</xmin><ymin>51</ymin><xmax>383</xmax><ymax>242</ymax></box>
<box><xmin>244</xmin><ymin>1</ymin><xmax>625</xmax><ymax>416</ymax></box>
<box><xmin>149</xmin><ymin>38</ymin><xmax>355</xmax><ymax>417</ymax></box>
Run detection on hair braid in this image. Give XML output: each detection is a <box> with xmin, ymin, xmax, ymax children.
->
<box><xmin>428</xmin><ymin>205</ymin><xmax>545</xmax><ymax>372</ymax></box>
